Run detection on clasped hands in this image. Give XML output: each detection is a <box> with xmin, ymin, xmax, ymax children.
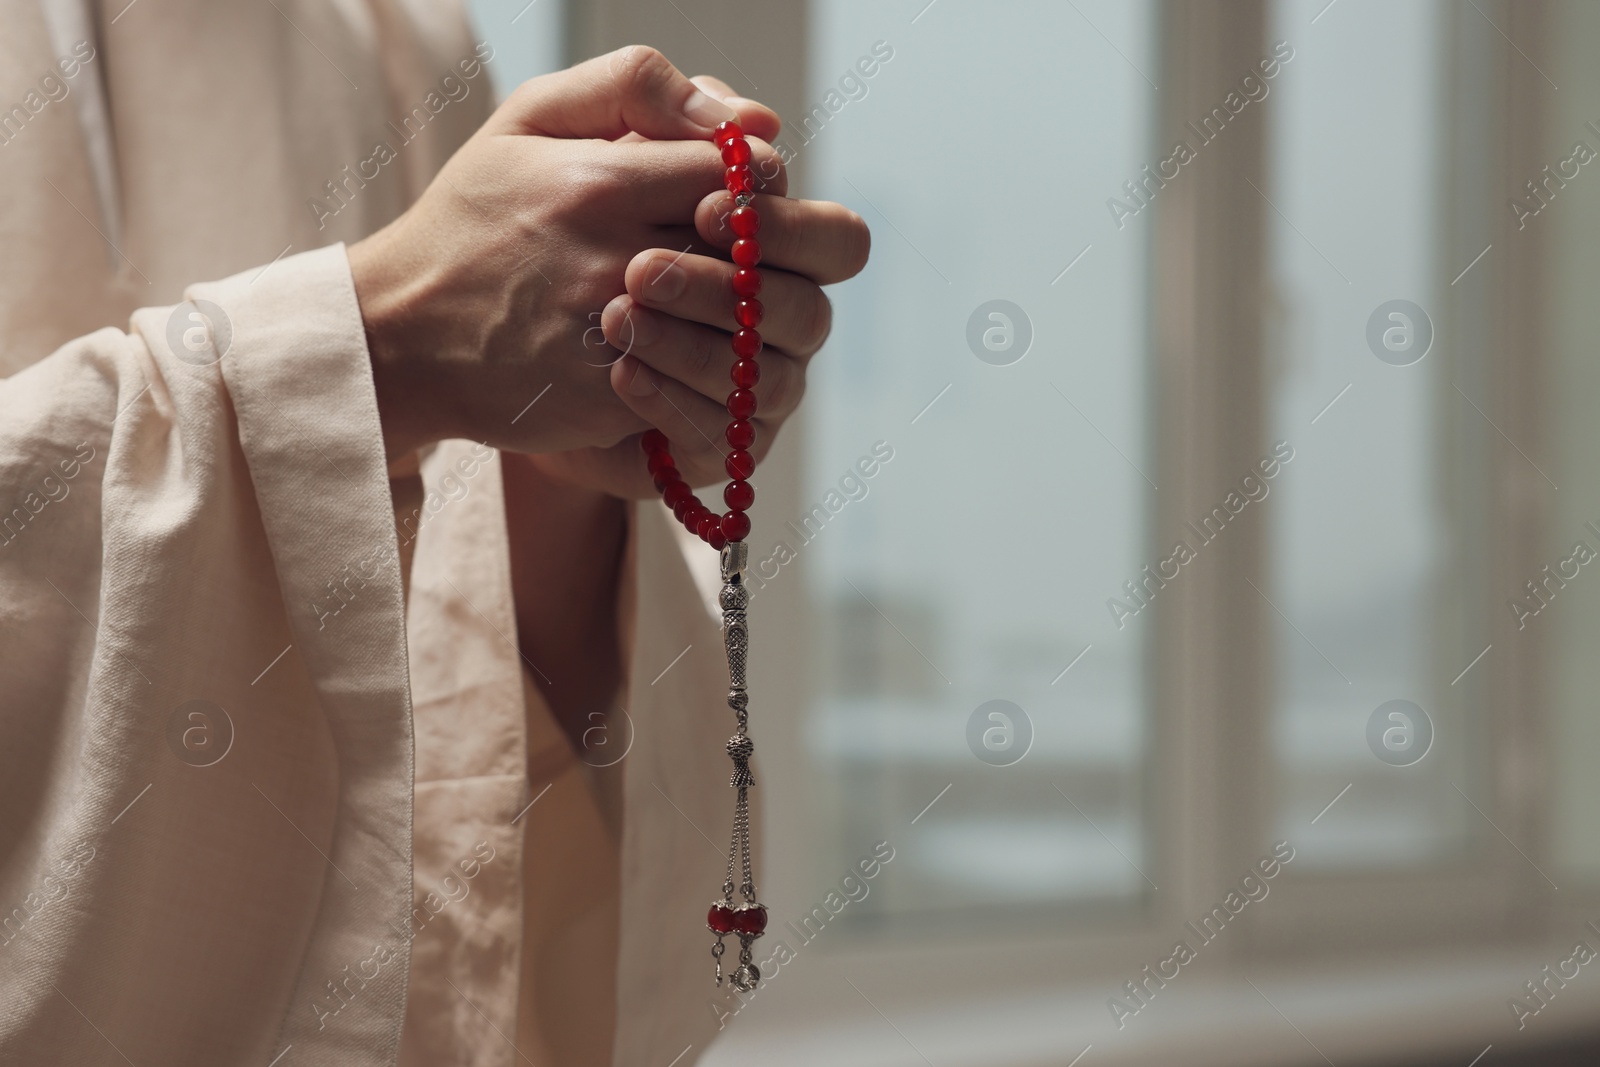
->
<box><xmin>349</xmin><ymin>45</ymin><xmax>871</xmax><ymax>498</ymax></box>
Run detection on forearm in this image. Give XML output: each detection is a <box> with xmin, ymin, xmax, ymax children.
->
<box><xmin>502</xmin><ymin>453</ymin><xmax>629</xmax><ymax>750</ymax></box>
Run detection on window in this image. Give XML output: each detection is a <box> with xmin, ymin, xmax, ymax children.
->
<box><xmin>801</xmin><ymin>0</ymin><xmax>1160</xmax><ymax>923</ymax></box>
<box><xmin>1263</xmin><ymin>0</ymin><xmax>1483</xmax><ymax>869</ymax></box>
<box><xmin>558</xmin><ymin>0</ymin><xmax>1600</xmax><ymax>1060</ymax></box>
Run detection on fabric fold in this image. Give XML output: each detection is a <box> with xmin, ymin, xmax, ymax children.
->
<box><xmin>208</xmin><ymin>243</ymin><xmax>419</xmax><ymax>1066</ymax></box>
<box><xmin>0</xmin><ymin>244</ymin><xmax>414</xmax><ymax>1066</ymax></box>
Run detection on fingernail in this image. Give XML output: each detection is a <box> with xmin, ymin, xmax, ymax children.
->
<box><xmin>606</xmin><ymin>298</ymin><xmax>658</xmax><ymax>348</ymax></box>
<box><xmin>627</xmin><ymin>360</ymin><xmax>658</xmax><ymax>397</ymax></box>
<box><xmin>644</xmin><ymin>258</ymin><xmax>688</xmax><ymax>301</ymax></box>
<box><xmin>683</xmin><ymin>89</ymin><xmax>737</xmax><ymax>128</ymax></box>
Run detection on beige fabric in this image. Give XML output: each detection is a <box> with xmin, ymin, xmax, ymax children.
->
<box><xmin>0</xmin><ymin>2</ymin><xmax>735</xmax><ymax>1065</ymax></box>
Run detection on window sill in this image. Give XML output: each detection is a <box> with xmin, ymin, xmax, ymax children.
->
<box><xmin>702</xmin><ymin>944</ymin><xmax>1600</xmax><ymax>1067</ymax></box>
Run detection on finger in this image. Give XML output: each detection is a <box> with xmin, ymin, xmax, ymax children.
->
<box><xmin>652</xmin><ymin>225</ymin><xmax>722</xmax><ymax>262</ymax></box>
<box><xmin>608</xmin><ymin>356</ymin><xmax>734</xmax><ymax>485</ymax></box>
<box><xmin>602</xmin><ymin>295</ymin><xmax>807</xmax><ymax>418</ymax></box>
<box><xmin>492</xmin><ymin>45</ymin><xmax>737</xmax><ymax>140</ymax></box>
<box><xmin>625</xmin><ymin>249</ymin><xmax>832</xmax><ymax>359</ymax></box>
<box><xmin>613</xmin><ymin>78</ymin><xmax>778</xmax><ymax>144</ymax></box>
<box><xmin>613</xmin><ymin>76</ymin><xmax>779</xmax><ymax>144</ymax></box>
<box><xmin>615</xmin><ymin>134</ymin><xmax>787</xmax><ymax>221</ymax></box>
<box><xmin>697</xmin><ymin>191</ymin><xmax>870</xmax><ymax>285</ymax></box>
<box><xmin>535</xmin><ymin>443</ymin><xmax>658</xmax><ymax>500</ymax></box>
<box><xmin>691</xmin><ymin>75</ymin><xmax>782</xmax><ymax>142</ymax></box>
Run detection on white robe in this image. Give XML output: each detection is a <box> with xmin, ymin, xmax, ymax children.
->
<box><xmin>0</xmin><ymin>2</ymin><xmax>732</xmax><ymax>1064</ymax></box>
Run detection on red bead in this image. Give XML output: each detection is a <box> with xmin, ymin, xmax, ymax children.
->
<box><xmin>732</xmin><ymin>239</ymin><xmax>762</xmax><ymax>268</ymax></box>
<box><xmin>732</xmin><ymin>269</ymin><xmax>762</xmax><ymax>297</ymax></box>
<box><xmin>722</xmin><ymin>510</ymin><xmax>752</xmax><ymax>541</ymax></box>
<box><xmin>730</xmin><ymin>205</ymin><xmax>760</xmax><ymax>238</ymax></box>
<box><xmin>707</xmin><ymin>903</ymin><xmax>736</xmax><ymax>933</ymax></box>
<box><xmin>725</xmin><ymin>480</ymin><xmax>755</xmax><ymax>511</ymax></box>
<box><xmin>732</xmin><ymin>328</ymin><xmax>762</xmax><ymax>359</ymax></box>
<box><xmin>725</xmin><ymin>164</ymin><xmax>755</xmax><ymax>195</ymax></box>
<box><xmin>645</xmin><ymin>118</ymin><xmax>771</xmax><ymax>557</ymax></box>
<box><xmin>731</xmin><ymin>359</ymin><xmax>760</xmax><ymax>388</ymax></box>
<box><xmin>732</xmin><ymin>905</ymin><xmax>767</xmax><ymax>935</ymax></box>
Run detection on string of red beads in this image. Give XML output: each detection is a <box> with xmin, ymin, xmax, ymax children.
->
<box><xmin>641</xmin><ymin>119</ymin><xmax>762</xmax><ymax>548</ymax></box>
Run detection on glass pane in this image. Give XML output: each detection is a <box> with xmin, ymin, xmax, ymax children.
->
<box><xmin>468</xmin><ymin>0</ymin><xmax>566</xmax><ymax>98</ymax></box>
<box><xmin>1266</xmin><ymin>0</ymin><xmax>1480</xmax><ymax>867</ymax></box>
<box><xmin>802</xmin><ymin>0</ymin><xmax>1157</xmax><ymax>922</ymax></box>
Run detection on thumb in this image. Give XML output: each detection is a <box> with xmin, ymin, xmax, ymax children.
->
<box><xmin>613</xmin><ymin>75</ymin><xmax>782</xmax><ymax>145</ymax></box>
<box><xmin>691</xmin><ymin>75</ymin><xmax>782</xmax><ymax>142</ymax></box>
<box><xmin>493</xmin><ymin>45</ymin><xmax>737</xmax><ymax>140</ymax></box>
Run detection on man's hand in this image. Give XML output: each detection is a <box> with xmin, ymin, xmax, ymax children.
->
<box><xmin>350</xmin><ymin>46</ymin><xmax>748</xmax><ymax>460</ymax></box>
<box><xmin>349</xmin><ymin>47</ymin><xmax>871</xmax><ymax>500</ymax></box>
<box><xmin>534</xmin><ymin>180</ymin><xmax>870</xmax><ymax>497</ymax></box>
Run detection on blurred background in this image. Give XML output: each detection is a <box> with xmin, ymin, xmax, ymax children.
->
<box><xmin>478</xmin><ymin>1</ymin><xmax>1600</xmax><ymax>1064</ymax></box>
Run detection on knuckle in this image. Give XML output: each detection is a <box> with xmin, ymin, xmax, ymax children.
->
<box><xmin>554</xmin><ymin>154</ymin><xmax>625</xmax><ymax>212</ymax></box>
<box><xmin>781</xmin><ymin>206</ymin><xmax>811</xmax><ymax>270</ymax></box>
<box><xmin>690</xmin><ymin>326</ymin><xmax>719</xmax><ymax>380</ymax></box>
<box><xmin>611</xmin><ymin>45</ymin><xmax>671</xmax><ymax>96</ymax></box>
<box><xmin>703</xmin><ymin>194</ymin><xmax>735</xmax><ymax>241</ymax></box>
<box><xmin>583</xmin><ymin>152</ymin><xmax>633</xmax><ymax>201</ymax></box>
<box><xmin>807</xmin><ymin>201</ymin><xmax>870</xmax><ymax>278</ymax></box>
<box><xmin>507</xmin><ymin>78</ymin><xmax>541</xmax><ymax>115</ymax></box>
<box><xmin>748</xmin><ymin>420</ymin><xmax>780</xmax><ymax>463</ymax></box>
<box><xmin>750</xmin><ymin>143</ymin><xmax>787</xmax><ymax>193</ymax></box>
<box><xmin>682</xmin><ymin>431</ymin><xmax>720</xmax><ymax>471</ymax></box>
<box><xmin>799</xmin><ymin>290</ymin><xmax>833</xmax><ymax>353</ymax></box>
<box><xmin>763</xmin><ymin>359</ymin><xmax>804</xmax><ymax>414</ymax></box>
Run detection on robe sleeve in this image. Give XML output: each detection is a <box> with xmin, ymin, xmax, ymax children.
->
<box><xmin>0</xmin><ymin>244</ymin><xmax>421</xmax><ymax>1067</ymax></box>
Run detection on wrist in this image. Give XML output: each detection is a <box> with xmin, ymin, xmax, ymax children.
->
<box><xmin>348</xmin><ymin>231</ymin><xmax>458</xmax><ymax>460</ymax></box>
